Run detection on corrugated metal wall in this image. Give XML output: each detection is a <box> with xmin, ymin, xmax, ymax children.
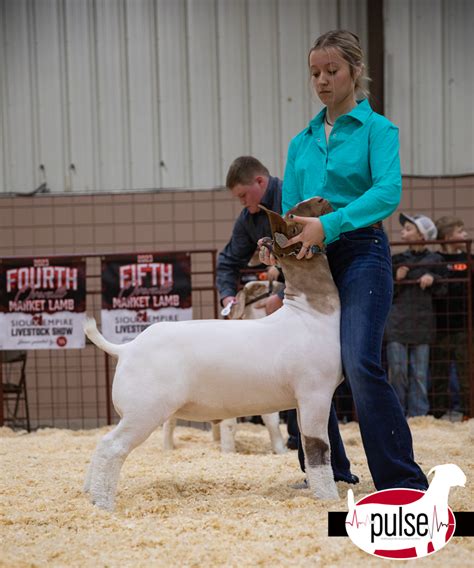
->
<box><xmin>0</xmin><ymin>0</ymin><xmax>368</xmax><ymax>193</ymax></box>
<box><xmin>1</xmin><ymin>0</ymin><xmax>472</xmax><ymax>195</ymax></box>
<box><xmin>385</xmin><ymin>0</ymin><xmax>474</xmax><ymax>175</ymax></box>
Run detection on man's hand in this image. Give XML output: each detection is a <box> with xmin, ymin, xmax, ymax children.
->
<box><xmin>255</xmin><ymin>294</ymin><xmax>284</xmax><ymax>315</ymax></box>
<box><xmin>419</xmin><ymin>274</ymin><xmax>434</xmax><ymax>290</ymax></box>
<box><xmin>283</xmin><ymin>215</ymin><xmax>325</xmax><ymax>260</ymax></box>
<box><xmin>267</xmin><ymin>266</ymin><xmax>280</xmax><ymax>282</ymax></box>
<box><xmin>396</xmin><ymin>266</ymin><xmax>409</xmax><ymax>281</ymax></box>
<box><xmin>264</xmin><ymin>294</ymin><xmax>283</xmax><ymax>315</ymax></box>
<box><xmin>222</xmin><ymin>296</ymin><xmax>236</xmax><ymax>307</ymax></box>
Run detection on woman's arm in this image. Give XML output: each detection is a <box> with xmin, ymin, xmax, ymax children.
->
<box><xmin>320</xmin><ymin>121</ymin><xmax>402</xmax><ymax>244</ymax></box>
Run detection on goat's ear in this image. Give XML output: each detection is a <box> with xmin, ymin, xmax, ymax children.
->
<box><xmin>228</xmin><ymin>290</ymin><xmax>246</xmax><ymax>320</ymax></box>
<box><xmin>259</xmin><ymin>205</ymin><xmax>302</xmax><ymax>256</ymax></box>
<box><xmin>259</xmin><ymin>205</ymin><xmax>287</xmax><ymax>236</ymax></box>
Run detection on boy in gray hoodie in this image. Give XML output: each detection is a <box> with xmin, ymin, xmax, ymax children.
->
<box><xmin>385</xmin><ymin>214</ymin><xmax>446</xmax><ymax>417</ymax></box>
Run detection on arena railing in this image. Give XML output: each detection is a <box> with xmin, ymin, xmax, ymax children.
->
<box><xmin>0</xmin><ymin>249</ymin><xmax>217</xmax><ymax>430</ymax></box>
<box><xmin>1</xmin><ymin>241</ymin><xmax>472</xmax><ymax>429</ymax></box>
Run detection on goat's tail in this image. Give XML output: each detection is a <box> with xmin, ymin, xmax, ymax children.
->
<box><xmin>83</xmin><ymin>317</ymin><xmax>123</xmax><ymax>358</ymax></box>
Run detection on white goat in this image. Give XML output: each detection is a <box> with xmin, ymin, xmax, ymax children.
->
<box><xmin>346</xmin><ymin>463</ymin><xmax>465</xmax><ymax>557</ymax></box>
<box><xmin>84</xmin><ymin>197</ymin><xmax>342</xmax><ymax>510</ymax></box>
<box><xmin>162</xmin><ymin>280</ymin><xmax>286</xmax><ymax>454</ymax></box>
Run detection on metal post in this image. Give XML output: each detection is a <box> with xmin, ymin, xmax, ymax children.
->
<box><xmin>105</xmin><ymin>352</ymin><xmax>112</xmax><ymax>426</ymax></box>
<box><xmin>0</xmin><ymin>352</ymin><xmax>4</xmax><ymax>426</ymax></box>
<box><xmin>466</xmin><ymin>241</ymin><xmax>473</xmax><ymax>417</ymax></box>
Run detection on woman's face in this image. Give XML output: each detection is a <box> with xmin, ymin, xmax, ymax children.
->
<box><xmin>309</xmin><ymin>47</ymin><xmax>357</xmax><ymax>107</ymax></box>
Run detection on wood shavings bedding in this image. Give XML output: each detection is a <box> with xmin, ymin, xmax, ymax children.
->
<box><xmin>0</xmin><ymin>417</ymin><xmax>472</xmax><ymax>567</ymax></box>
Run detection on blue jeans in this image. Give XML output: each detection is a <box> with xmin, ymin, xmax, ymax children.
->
<box><xmin>386</xmin><ymin>342</ymin><xmax>430</xmax><ymax>417</ymax></box>
<box><xmin>325</xmin><ymin>228</ymin><xmax>428</xmax><ymax>491</ymax></box>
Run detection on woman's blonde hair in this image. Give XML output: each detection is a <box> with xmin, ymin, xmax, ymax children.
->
<box><xmin>308</xmin><ymin>29</ymin><xmax>370</xmax><ymax>99</ymax></box>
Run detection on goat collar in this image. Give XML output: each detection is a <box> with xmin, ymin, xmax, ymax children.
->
<box><xmin>260</xmin><ymin>236</ymin><xmax>325</xmax><ymax>261</ymax></box>
<box><xmin>277</xmin><ymin>243</ymin><xmax>325</xmax><ymax>258</ymax></box>
<box><xmin>244</xmin><ymin>281</ymin><xmax>275</xmax><ymax>307</ymax></box>
<box><xmin>273</xmin><ymin>232</ymin><xmax>325</xmax><ymax>258</ymax></box>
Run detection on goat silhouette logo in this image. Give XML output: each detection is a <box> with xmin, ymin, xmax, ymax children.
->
<box><xmin>345</xmin><ymin>464</ymin><xmax>465</xmax><ymax>560</ymax></box>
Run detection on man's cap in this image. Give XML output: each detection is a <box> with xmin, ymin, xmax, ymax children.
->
<box><xmin>399</xmin><ymin>213</ymin><xmax>437</xmax><ymax>240</ymax></box>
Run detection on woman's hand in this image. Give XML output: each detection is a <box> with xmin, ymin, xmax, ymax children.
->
<box><xmin>284</xmin><ymin>215</ymin><xmax>325</xmax><ymax>260</ymax></box>
<box><xmin>257</xmin><ymin>238</ymin><xmax>277</xmax><ymax>266</ymax></box>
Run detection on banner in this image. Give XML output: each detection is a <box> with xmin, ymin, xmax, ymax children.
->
<box><xmin>101</xmin><ymin>252</ymin><xmax>192</xmax><ymax>343</ymax></box>
<box><xmin>0</xmin><ymin>256</ymin><xmax>86</xmax><ymax>349</ymax></box>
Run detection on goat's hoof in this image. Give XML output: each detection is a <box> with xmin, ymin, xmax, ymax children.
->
<box><xmin>314</xmin><ymin>489</ymin><xmax>339</xmax><ymax>500</ymax></box>
<box><xmin>91</xmin><ymin>498</ymin><xmax>115</xmax><ymax>512</ymax></box>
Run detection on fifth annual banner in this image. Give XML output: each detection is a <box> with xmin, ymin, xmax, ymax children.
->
<box><xmin>101</xmin><ymin>252</ymin><xmax>192</xmax><ymax>343</ymax></box>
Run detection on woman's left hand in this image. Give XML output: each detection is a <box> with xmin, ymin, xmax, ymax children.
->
<box><xmin>283</xmin><ymin>215</ymin><xmax>325</xmax><ymax>260</ymax></box>
<box><xmin>257</xmin><ymin>238</ymin><xmax>277</xmax><ymax>266</ymax></box>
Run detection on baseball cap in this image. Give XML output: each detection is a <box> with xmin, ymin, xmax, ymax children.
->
<box><xmin>399</xmin><ymin>213</ymin><xmax>437</xmax><ymax>240</ymax></box>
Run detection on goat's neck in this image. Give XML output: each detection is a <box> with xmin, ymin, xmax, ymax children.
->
<box><xmin>279</xmin><ymin>255</ymin><xmax>339</xmax><ymax>315</ymax></box>
<box><xmin>426</xmin><ymin>476</ymin><xmax>451</xmax><ymax>503</ymax></box>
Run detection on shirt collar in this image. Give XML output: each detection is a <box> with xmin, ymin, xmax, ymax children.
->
<box><xmin>306</xmin><ymin>98</ymin><xmax>372</xmax><ymax>134</ymax></box>
<box><xmin>260</xmin><ymin>176</ymin><xmax>278</xmax><ymax>209</ymax></box>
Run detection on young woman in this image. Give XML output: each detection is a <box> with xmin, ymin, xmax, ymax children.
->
<box><xmin>261</xmin><ymin>30</ymin><xmax>428</xmax><ymax>491</ymax></box>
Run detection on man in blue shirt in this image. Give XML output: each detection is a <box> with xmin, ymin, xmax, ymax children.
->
<box><xmin>216</xmin><ymin>156</ymin><xmax>283</xmax><ymax>315</ymax></box>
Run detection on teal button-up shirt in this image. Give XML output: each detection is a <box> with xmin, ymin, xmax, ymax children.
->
<box><xmin>282</xmin><ymin>99</ymin><xmax>402</xmax><ymax>244</ymax></box>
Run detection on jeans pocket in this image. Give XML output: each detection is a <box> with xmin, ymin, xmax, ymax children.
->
<box><xmin>340</xmin><ymin>228</ymin><xmax>385</xmax><ymax>247</ymax></box>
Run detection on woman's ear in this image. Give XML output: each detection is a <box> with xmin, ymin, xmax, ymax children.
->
<box><xmin>353</xmin><ymin>65</ymin><xmax>362</xmax><ymax>81</ymax></box>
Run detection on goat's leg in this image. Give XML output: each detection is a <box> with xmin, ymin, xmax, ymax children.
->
<box><xmin>298</xmin><ymin>398</ymin><xmax>339</xmax><ymax>500</ymax></box>
<box><xmin>296</xmin><ymin>407</ymin><xmax>308</xmax><ymax>461</ymax></box>
<box><xmin>162</xmin><ymin>417</ymin><xmax>177</xmax><ymax>450</ymax></box>
<box><xmin>261</xmin><ymin>413</ymin><xmax>286</xmax><ymax>454</ymax></box>
<box><xmin>86</xmin><ymin>414</ymin><xmax>164</xmax><ymax>511</ymax></box>
<box><xmin>211</xmin><ymin>421</ymin><xmax>221</xmax><ymax>442</ymax></box>
<box><xmin>219</xmin><ymin>418</ymin><xmax>237</xmax><ymax>452</ymax></box>
<box><xmin>84</xmin><ymin>448</ymin><xmax>100</xmax><ymax>494</ymax></box>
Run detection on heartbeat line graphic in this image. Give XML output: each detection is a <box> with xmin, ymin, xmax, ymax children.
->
<box><xmin>428</xmin><ymin>505</ymin><xmax>453</xmax><ymax>539</ymax></box>
<box><xmin>345</xmin><ymin>509</ymin><xmax>369</xmax><ymax>528</ymax></box>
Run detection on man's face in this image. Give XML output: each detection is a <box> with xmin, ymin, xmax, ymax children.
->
<box><xmin>231</xmin><ymin>176</ymin><xmax>268</xmax><ymax>214</ymax></box>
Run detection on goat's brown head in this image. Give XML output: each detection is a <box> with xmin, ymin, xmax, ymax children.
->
<box><xmin>259</xmin><ymin>197</ymin><xmax>333</xmax><ymax>259</ymax></box>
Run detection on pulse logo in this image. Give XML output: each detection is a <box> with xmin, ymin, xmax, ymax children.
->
<box><xmin>345</xmin><ymin>464</ymin><xmax>465</xmax><ymax>560</ymax></box>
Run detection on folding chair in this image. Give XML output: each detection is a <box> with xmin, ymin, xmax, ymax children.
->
<box><xmin>1</xmin><ymin>350</ymin><xmax>31</xmax><ymax>432</ymax></box>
